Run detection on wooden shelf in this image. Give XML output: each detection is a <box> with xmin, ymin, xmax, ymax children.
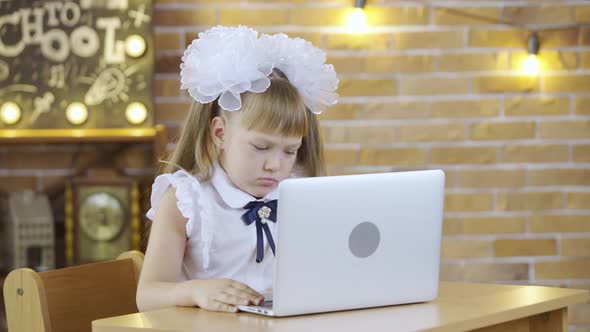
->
<box><xmin>0</xmin><ymin>124</ymin><xmax>168</xmax><ymax>160</ymax></box>
<box><xmin>0</xmin><ymin>125</ymin><xmax>166</xmax><ymax>144</ymax></box>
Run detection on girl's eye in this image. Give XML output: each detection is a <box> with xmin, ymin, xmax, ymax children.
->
<box><xmin>253</xmin><ymin>144</ymin><xmax>268</xmax><ymax>151</ymax></box>
<box><xmin>284</xmin><ymin>150</ymin><xmax>297</xmax><ymax>155</ymax></box>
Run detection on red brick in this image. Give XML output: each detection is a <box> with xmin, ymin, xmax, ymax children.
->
<box><xmin>155</xmin><ymin>103</ymin><xmax>192</xmax><ymax>123</ymax></box>
<box><xmin>155</xmin><ymin>54</ymin><xmax>182</xmax><ymax>74</ymax></box>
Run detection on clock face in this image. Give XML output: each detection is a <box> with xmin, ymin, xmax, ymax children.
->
<box><xmin>79</xmin><ymin>192</ymin><xmax>125</xmax><ymax>241</ymax></box>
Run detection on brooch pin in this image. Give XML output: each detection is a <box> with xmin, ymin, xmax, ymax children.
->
<box><xmin>257</xmin><ymin>206</ymin><xmax>272</xmax><ymax>224</ymax></box>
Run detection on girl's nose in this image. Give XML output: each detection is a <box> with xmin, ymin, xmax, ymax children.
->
<box><xmin>264</xmin><ymin>152</ymin><xmax>281</xmax><ymax>172</ymax></box>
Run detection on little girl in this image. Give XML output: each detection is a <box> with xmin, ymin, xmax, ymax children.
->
<box><xmin>136</xmin><ymin>26</ymin><xmax>339</xmax><ymax>313</ymax></box>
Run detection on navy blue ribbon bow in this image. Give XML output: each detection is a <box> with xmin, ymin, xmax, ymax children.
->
<box><xmin>241</xmin><ymin>199</ymin><xmax>278</xmax><ymax>263</ymax></box>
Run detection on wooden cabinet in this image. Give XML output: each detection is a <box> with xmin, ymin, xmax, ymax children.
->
<box><xmin>0</xmin><ymin>125</ymin><xmax>168</xmax><ymax>332</ymax></box>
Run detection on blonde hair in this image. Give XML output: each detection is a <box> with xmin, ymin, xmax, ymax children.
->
<box><xmin>161</xmin><ymin>69</ymin><xmax>326</xmax><ymax>180</ymax></box>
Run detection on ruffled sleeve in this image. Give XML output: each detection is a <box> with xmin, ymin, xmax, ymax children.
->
<box><xmin>146</xmin><ymin>170</ymin><xmax>212</xmax><ymax>269</ymax></box>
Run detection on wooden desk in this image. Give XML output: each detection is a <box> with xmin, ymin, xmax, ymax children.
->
<box><xmin>93</xmin><ymin>282</ymin><xmax>588</xmax><ymax>332</ymax></box>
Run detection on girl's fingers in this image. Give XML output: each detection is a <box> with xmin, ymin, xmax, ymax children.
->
<box><xmin>212</xmin><ymin>300</ymin><xmax>238</xmax><ymax>313</ymax></box>
<box><xmin>218</xmin><ymin>292</ymin><xmax>249</xmax><ymax>306</ymax></box>
<box><xmin>222</xmin><ymin>288</ymin><xmax>257</xmax><ymax>304</ymax></box>
<box><xmin>230</xmin><ymin>281</ymin><xmax>264</xmax><ymax>300</ymax></box>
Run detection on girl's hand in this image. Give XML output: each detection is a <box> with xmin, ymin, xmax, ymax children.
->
<box><xmin>190</xmin><ymin>279</ymin><xmax>265</xmax><ymax>313</ymax></box>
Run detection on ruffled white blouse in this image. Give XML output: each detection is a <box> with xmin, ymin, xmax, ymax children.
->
<box><xmin>146</xmin><ymin>163</ymin><xmax>279</xmax><ymax>297</ymax></box>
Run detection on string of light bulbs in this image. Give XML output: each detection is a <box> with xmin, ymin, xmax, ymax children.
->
<box><xmin>353</xmin><ymin>0</ymin><xmax>589</xmax><ymax>76</ymax></box>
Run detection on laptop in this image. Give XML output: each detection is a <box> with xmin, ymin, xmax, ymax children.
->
<box><xmin>238</xmin><ymin>169</ymin><xmax>445</xmax><ymax>317</ymax></box>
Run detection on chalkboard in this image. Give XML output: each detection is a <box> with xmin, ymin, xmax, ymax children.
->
<box><xmin>0</xmin><ymin>0</ymin><xmax>154</xmax><ymax>129</ymax></box>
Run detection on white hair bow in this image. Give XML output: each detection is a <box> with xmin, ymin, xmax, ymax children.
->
<box><xmin>180</xmin><ymin>25</ymin><xmax>339</xmax><ymax>114</ymax></box>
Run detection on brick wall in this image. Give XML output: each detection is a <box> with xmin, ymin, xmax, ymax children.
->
<box><xmin>1</xmin><ymin>0</ymin><xmax>588</xmax><ymax>330</ymax></box>
<box><xmin>152</xmin><ymin>0</ymin><xmax>590</xmax><ymax>329</ymax></box>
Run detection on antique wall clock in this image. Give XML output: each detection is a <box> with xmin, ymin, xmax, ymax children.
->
<box><xmin>65</xmin><ymin>168</ymin><xmax>141</xmax><ymax>265</ymax></box>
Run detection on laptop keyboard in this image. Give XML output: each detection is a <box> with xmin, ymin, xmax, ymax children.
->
<box><xmin>259</xmin><ymin>300</ymin><xmax>273</xmax><ymax>308</ymax></box>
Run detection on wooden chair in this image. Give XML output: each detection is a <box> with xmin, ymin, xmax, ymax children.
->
<box><xmin>3</xmin><ymin>250</ymin><xmax>144</xmax><ymax>332</ymax></box>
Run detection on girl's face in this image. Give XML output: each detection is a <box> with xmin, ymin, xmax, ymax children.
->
<box><xmin>212</xmin><ymin>115</ymin><xmax>302</xmax><ymax>198</ymax></box>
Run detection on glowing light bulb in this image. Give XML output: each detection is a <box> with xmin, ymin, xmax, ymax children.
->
<box><xmin>125</xmin><ymin>102</ymin><xmax>147</xmax><ymax>125</ymax></box>
<box><xmin>523</xmin><ymin>54</ymin><xmax>540</xmax><ymax>77</ymax></box>
<box><xmin>125</xmin><ymin>34</ymin><xmax>147</xmax><ymax>58</ymax></box>
<box><xmin>0</xmin><ymin>102</ymin><xmax>21</xmax><ymax>125</ymax></box>
<box><xmin>347</xmin><ymin>8</ymin><xmax>368</xmax><ymax>34</ymax></box>
<box><xmin>66</xmin><ymin>102</ymin><xmax>88</xmax><ymax>125</ymax></box>
<box><xmin>523</xmin><ymin>32</ymin><xmax>541</xmax><ymax>77</ymax></box>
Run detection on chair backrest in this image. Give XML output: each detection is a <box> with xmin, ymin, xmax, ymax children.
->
<box><xmin>3</xmin><ymin>250</ymin><xmax>144</xmax><ymax>332</ymax></box>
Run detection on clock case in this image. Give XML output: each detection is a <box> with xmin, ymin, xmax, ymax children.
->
<box><xmin>65</xmin><ymin>168</ymin><xmax>141</xmax><ymax>265</ymax></box>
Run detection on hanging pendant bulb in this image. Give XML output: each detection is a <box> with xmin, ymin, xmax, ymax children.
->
<box><xmin>524</xmin><ymin>32</ymin><xmax>540</xmax><ymax>77</ymax></box>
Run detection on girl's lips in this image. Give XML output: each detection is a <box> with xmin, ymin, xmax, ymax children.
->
<box><xmin>258</xmin><ymin>178</ymin><xmax>278</xmax><ymax>186</ymax></box>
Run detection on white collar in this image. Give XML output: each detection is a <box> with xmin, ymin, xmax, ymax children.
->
<box><xmin>211</xmin><ymin>163</ymin><xmax>279</xmax><ymax>209</ymax></box>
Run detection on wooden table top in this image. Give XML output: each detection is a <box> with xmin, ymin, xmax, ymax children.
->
<box><xmin>93</xmin><ymin>282</ymin><xmax>589</xmax><ymax>332</ymax></box>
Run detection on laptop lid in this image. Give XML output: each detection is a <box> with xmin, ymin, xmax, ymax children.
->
<box><xmin>272</xmin><ymin>170</ymin><xmax>445</xmax><ymax>316</ymax></box>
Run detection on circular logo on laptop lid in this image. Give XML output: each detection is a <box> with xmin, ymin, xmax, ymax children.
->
<box><xmin>349</xmin><ymin>222</ymin><xmax>380</xmax><ymax>258</ymax></box>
